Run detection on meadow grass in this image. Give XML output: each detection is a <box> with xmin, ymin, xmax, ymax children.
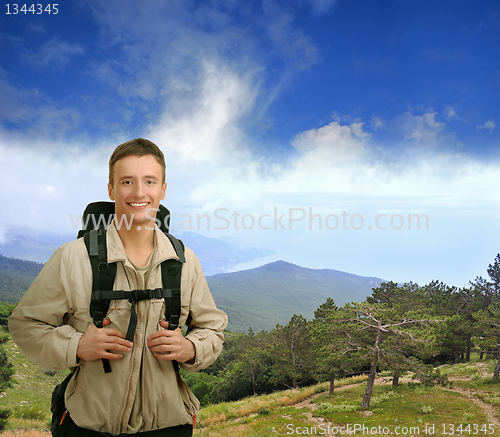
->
<box><xmin>312</xmin><ymin>383</ymin><xmax>488</xmax><ymax>431</ymax></box>
<box><xmin>2</xmin><ymin>328</ymin><xmax>500</xmax><ymax>436</ymax></box>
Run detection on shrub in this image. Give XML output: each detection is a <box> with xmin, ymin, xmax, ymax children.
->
<box><xmin>420</xmin><ymin>405</ymin><xmax>434</xmax><ymax>414</ymax></box>
<box><xmin>415</xmin><ymin>367</ymin><xmax>451</xmax><ymax>388</ymax></box>
<box><xmin>0</xmin><ymin>346</ymin><xmax>14</xmax><ymax>390</ymax></box>
<box><xmin>258</xmin><ymin>407</ymin><xmax>270</xmax><ymax>415</ymax></box>
<box><xmin>315</xmin><ymin>400</ymin><xmax>360</xmax><ymax>414</ymax></box>
<box><xmin>12</xmin><ymin>405</ymin><xmax>46</xmax><ymax>421</ymax></box>
<box><xmin>0</xmin><ymin>407</ymin><xmax>9</xmax><ymax>431</ymax></box>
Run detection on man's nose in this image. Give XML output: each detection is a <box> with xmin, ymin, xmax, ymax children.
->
<box><xmin>133</xmin><ymin>182</ymin><xmax>144</xmax><ymax>197</ymax></box>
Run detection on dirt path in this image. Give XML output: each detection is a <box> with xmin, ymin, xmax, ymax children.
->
<box><xmin>292</xmin><ymin>378</ymin><xmax>500</xmax><ymax>431</ymax></box>
<box><xmin>445</xmin><ymin>386</ymin><xmax>500</xmax><ymax>429</ymax></box>
<box><xmin>289</xmin><ymin>383</ymin><xmax>362</xmax><ymax>429</ymax></box>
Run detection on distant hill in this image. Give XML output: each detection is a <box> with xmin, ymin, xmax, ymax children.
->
<box><xmin>0</xmin><ymin>255</ymin><xmax>43</xmax><ymax>303</ymax></box>
<box><xmin>0</xmin><ymin>250</ymin><xmax>385</xmax><ymax>333</ymax></box>
<box><xmin>207</xmin><ymin>260</ymin><xmax>385</xmax><ymax>333</ymax></box>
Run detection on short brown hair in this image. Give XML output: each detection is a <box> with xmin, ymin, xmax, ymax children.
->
<box><xmin>109</xmin><ymin>138</ymin><xmax>166</xmax><ymax>186</ymax></box>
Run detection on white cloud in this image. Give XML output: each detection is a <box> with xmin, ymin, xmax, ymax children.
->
<box><xmin>2</xmin><ymin>99</ymin><xmax>499</xmax><ymax>288</ymax></box>
<box><xmin>24</xmin><ymin>38</ymin><xmax>84</xmax><ymax>70</ymax></box>
<box><xmin>146</xmin><ymin>59</ymin><xmax>257</xmax><ymax>164</ymax></box>
<box><xmin>265</xmin><ymin>12</ymin><xmax>319</xmax><ymax>70</ymax></box>
<box><xmin>371</xmin><ymin>116</ymin><xmax>385</xmax><ymax>130</ymax></box>
<box><xmin>82</xmin><ymin>0</ymin><xmax>318</xmax><ymax>107</ymax></box>
<box><xmin>308</xmin><ymin>0</ymin><xmax>338</xmax><ymax>16</ymax></box>
<box><xmin>477</xmin><ymin>119</ymin><xmax>496</xmax><ymax>133</ymax></box>
<box><xmin>394</xmin><ymin>111</ymin><xmax>445</xmax><ymax>146</ymax></box>
<box><xmin>0</xmin><ymin>135</ymin><xmax>112</xmax><ymax>239</ymax></box>
<box><xmin>292</xmin><ymin>121</ymin><xmax>369</xmax><ymax>164</ymax></box>
<box><xmin>0</xmin><ymin>68</ymin><xmax>80</xmax><ymax>134</ymax></box>
<box><xmin>444</xmin><ymin>106</ymin><xmax>459</xmax><ymax>121</ymax></box>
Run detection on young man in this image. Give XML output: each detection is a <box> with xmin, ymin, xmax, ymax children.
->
<box><xmin>9</xmin><ymin>138</ymin><xmax>228</xmax><ymax>436</ymax></box>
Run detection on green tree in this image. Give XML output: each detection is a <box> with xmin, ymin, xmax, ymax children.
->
<box><xmin>309</xmin><ymin>299</ymin><xmax>360</xmax><ymax>395</ymax></box>
<box><xmin>367</xmin><ymin>281</ymin><xmax>422</xmax><ymax>311</ymax></box>
<box><xmin>338</xmin><ymin>301</ymin><xmax>433</xmax><ymax>410</ymax></box>
<box><xmin>476</xmin><ymin>297</ymin><xmax>500</xmax><ymax>381</ymax></box>
<box><xmin>487</xmin><ymin>253</ymin><xmax>500</xmax><ymax>295</ymax></box>
<box><xmin>420</xmin><ymin>281</ymin><xmax>482</xmax><ymax>364</ymax></box>
<box><xmin>240</xmin><ymin>345</ymin><xmax>273</xmax><ymax>396</ymax></box>
<box><xmin>180</xmin><ymin>370</ymin><xmax>218</xmax><ymax>406</ymax></box>
<box><xmin>0</xmin><ymin>302</ymin><xmax>16</xmax><ymax>327</ymax></box>
<box><xmin>271</xmin><ymin>314</ymin><xmax>313</xmax><ymax>390</ymax></box>
<box><xmin>211</xmin><ymin>360</ymin><xmax>252</xmax><ymax>402</ymax></box>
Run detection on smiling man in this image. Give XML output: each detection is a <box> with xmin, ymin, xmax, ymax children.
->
<box><xmin>9</xmin><ymin>138</ymin><xmax>228</xmax><ymax>437</ymax></box>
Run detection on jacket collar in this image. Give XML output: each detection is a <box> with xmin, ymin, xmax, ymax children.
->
<box><xmin>106</xmin><ymin>221</ymin><xmax>180</xmax><ymax>265</ymax></box>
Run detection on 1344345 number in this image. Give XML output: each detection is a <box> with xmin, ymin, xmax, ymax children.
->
<box><xmin>6</xmin><ymin>4</ymin><xmax>58</xmax><ymax>14</ymax></box>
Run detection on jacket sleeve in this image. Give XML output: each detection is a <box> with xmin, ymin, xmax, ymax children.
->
<box><xmin>181</xmin><ymin>248</ymin><xmax>228</xmax><ymax>373</ymax></box>
<box><xmin>8</xmin><ymin>244</ymin><xmax>84</xmax><ymax>371</ymax></box>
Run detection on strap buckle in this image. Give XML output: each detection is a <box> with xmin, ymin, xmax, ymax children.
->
<box><xmin>93</xmin><ymin>311</ymin><xmax>104</xmax><ymax>328</ymax></box>
<box><xmin>98</xmin><ymin>262</ymin><xmax>110</xmax><ymax>274</ymax></box>
<box><xmin>131</xmin><ymin>289</ymin><xmax>150</xmax><ymax>301</ymax></box>
<box><xmin>169</xmin><ymin>315</ymin><xmax>179</xmax><ymax>330</ymax></box>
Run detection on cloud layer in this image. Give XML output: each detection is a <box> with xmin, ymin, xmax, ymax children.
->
<box><xmin>0</xmin><ymin>0</ymin><xmax>499</xmax><ymax>287</ymax></box>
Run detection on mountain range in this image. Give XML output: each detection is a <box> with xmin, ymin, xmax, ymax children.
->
<box><xmin>206</xmin><ymin>260</ymin><xmax>384</xmax><ymax>332</ymax></box>
<box><xmin>0</xmin><ymin>232</ymin><xmax>385</xmax><ymax>332</ymax></box>
<box><xmin>0</xmin><ymin>254</ymin><xmax>44</xmax><ymax>303</ymax></box>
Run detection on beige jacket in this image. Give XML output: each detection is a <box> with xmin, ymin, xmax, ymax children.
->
<box><xmin>8</xmin><ymin>222</ymin><xmax>228</xmax><ymax>435</ymax></box>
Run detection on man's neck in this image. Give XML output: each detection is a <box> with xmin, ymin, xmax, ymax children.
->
<box><xmin>116</xmin><ymin>220</ymin><xmax>155</xmax><ymax>267</ymax></box>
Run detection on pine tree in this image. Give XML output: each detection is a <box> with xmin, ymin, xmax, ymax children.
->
<box><xmin>0</xmin><ymin>343</ymin><xmax>14</xmax><ymax>390</ymax></box>
<box><xmin>487</xmin><ymin>253</ymin><xmax>500</xmax><ymax>295</ymax></box>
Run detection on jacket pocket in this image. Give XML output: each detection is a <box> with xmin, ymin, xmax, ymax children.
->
<box><xmin>105</xmin><ymin>299</ymin><xmax>132</xmax><ymax>333</ymax></box>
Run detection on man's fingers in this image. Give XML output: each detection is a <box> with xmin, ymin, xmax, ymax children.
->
<box><xmin>101</xmin><ymin>351</ymin><xmax>124</xmax><ymax>360</ymax></box>
<box><xmin>102</xmin><ymin>328</ymin><xmax>128</xmax><ymax>339</ymax></box>
<box><xmin>103</xmin><ymin>339</ymin><xmax>133</xmax><ymax>352</ymax></box>
<box><xmin>77</xmin><ymin>322</ymin><xmax>132</xmax><ymax>361</ymax></box>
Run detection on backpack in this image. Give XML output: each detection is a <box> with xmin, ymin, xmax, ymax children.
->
<box><xmin>51</xmin><ymin>201</ymin><xmax>186</xmax><ymax>436</ymax></box>
<box><xmin>78</xmin><ymin>201</ymin><xmax>186</xmax><ymax>373</ymax></box>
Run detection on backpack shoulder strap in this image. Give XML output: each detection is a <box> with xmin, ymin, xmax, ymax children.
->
<box><xmin>166</xmin><ymin>233</ymin><xmax>186</xmax><ymax>263</ymax></box>
<box><xmin>161</xmin><ymin>233</ymin><xmax>185</xmax><ymax>331</ymax></box>
<box><xmin>161</xmin><ymin>233</ymin><xmax>185</xmax><ymax>372</ymax></box>
<box><xmin>84</xmin><ymin>228</ymin><xmax>116</xmax><ymax>373</ymax></box>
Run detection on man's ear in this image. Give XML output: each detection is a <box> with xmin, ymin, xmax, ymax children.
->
<box><xmin>161</xmin><ymin>183</ymin><xmax>167</xmax><ymax>200</ymax></box>
<box><xmin>108</xmin><ymin>183</ymin><xmax>115</xmax><ymax>201</ymax></box>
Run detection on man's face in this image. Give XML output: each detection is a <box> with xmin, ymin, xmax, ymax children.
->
<box><xmin>108</xmin><ymin>154</ymin><xmax>167</xmax><ymax>228</ymax></box>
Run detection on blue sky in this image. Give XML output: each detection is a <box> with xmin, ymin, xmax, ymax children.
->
<box><xmin>1</xmin><ymin>0</ymin><xmax>499</xmax><ymax>288</ymax></box>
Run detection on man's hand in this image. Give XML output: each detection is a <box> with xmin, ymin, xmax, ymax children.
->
<box><xmin>147</xmin><ymin>321</ymin><xmax>195</xmax><ymax>363</ymax></box>
<box><xmin>77</xmin><ymin>319</ymin><xmax>133</xmax><ymax>361</ymax></box>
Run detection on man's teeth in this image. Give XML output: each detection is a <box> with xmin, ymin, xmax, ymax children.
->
<box><xmin>129</xmin><ymin>203</ymin><xmax>148</xmax><ymax>207</ymax></box>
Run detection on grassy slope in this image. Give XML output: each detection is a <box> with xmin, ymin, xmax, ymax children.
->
<box><xmin>1</xmin><ymin>327</ymin><xmax>499</xmax><ymax>436</ymax></box>
<box><xmin>0</xmin><ymin>329</ymin><xmax>69</xmax><ymax>431</ymax></box>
